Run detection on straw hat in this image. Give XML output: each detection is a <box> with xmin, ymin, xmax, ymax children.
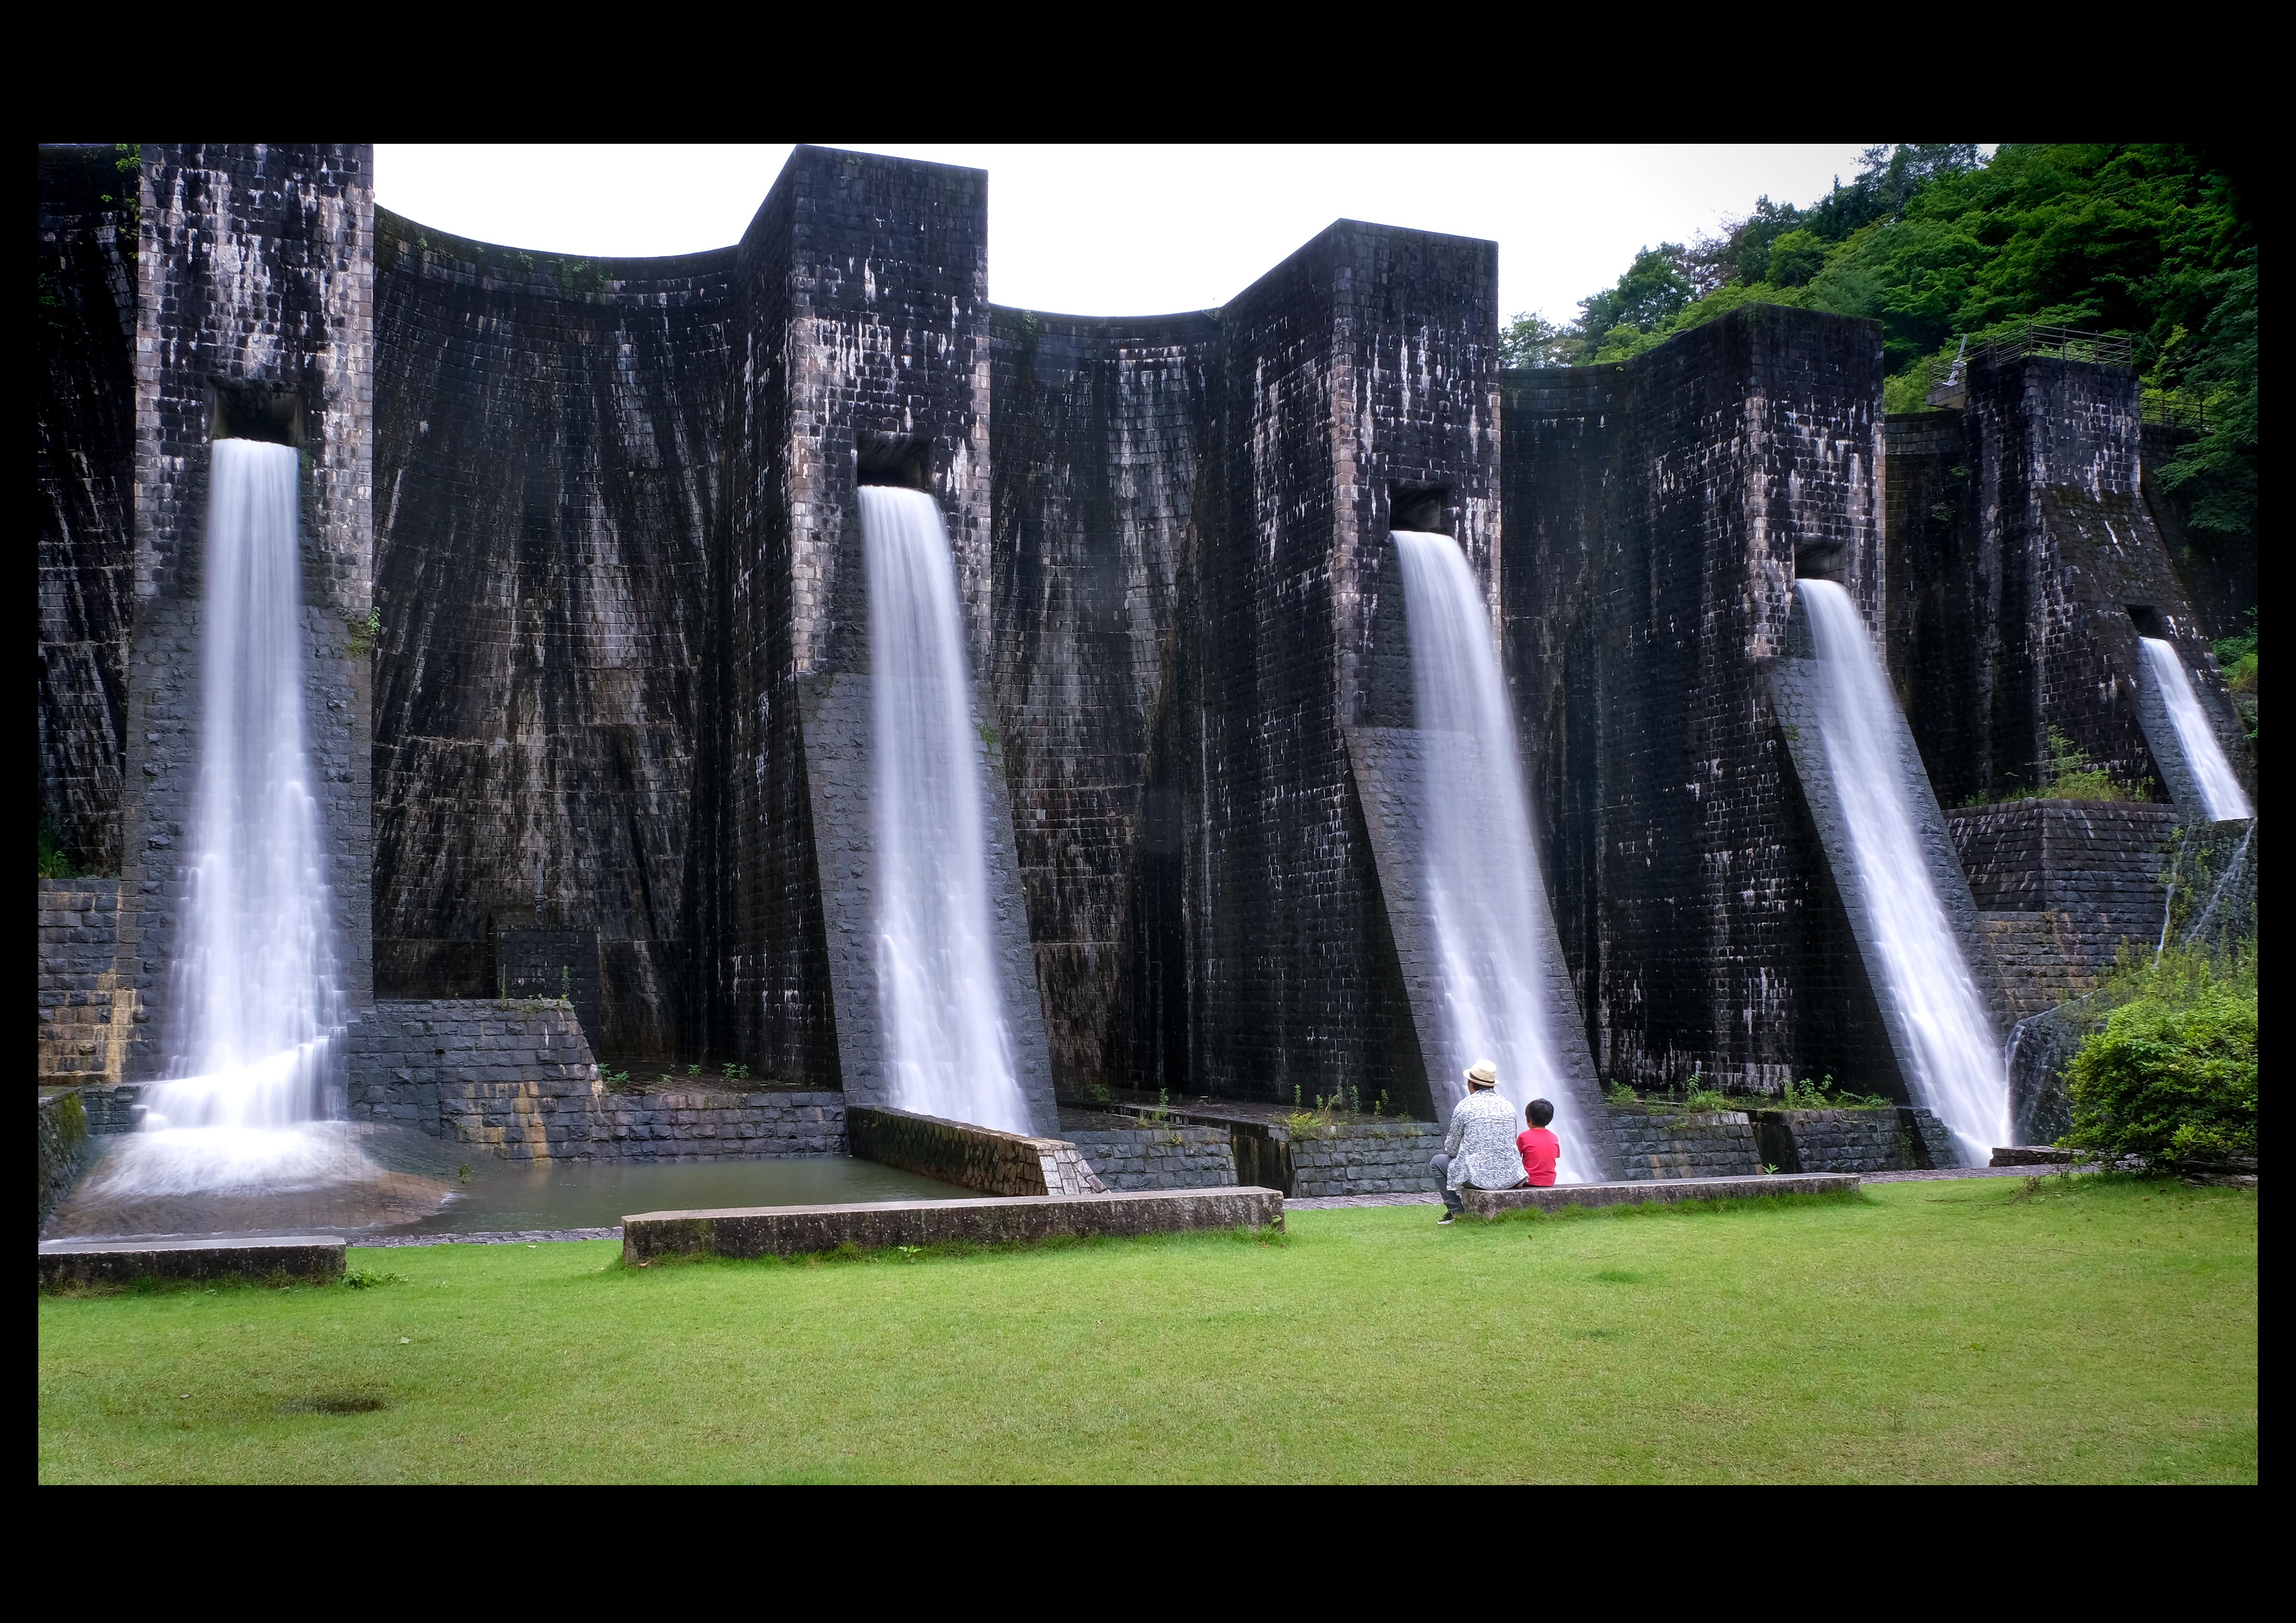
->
<box><xmin>1463</xmin><ymin>1060</ymin><xmax>1498</xmax><ymax>1089</ymax></box>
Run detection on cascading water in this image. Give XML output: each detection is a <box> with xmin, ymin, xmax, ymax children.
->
<box><xmin>2138</xmin><ymin>637</ymin><xmax>2252</xmax><ymax>821</ymax></box>
<box><xmin>860</xmin><ymin>485</ymin><xmax>1030</xmax><ymax>1135</ymax></box>
<box><xmin>1798</xmin><ymin>579</ymin><xmax>2008</xmax><ymax>1164</ymax></box>
<box><xmin>1393</xmin><ymin>530</ymin><xmax>1594</xmax><ymax>1182</ymax></box>
<box><xmin>108</xmin><ymin>438</ymin><xmax>351</xmax><ymax>1195</ymax></box>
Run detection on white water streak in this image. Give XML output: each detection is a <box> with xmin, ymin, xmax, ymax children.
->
<box><xmin>2139</xmin><ymin>637</ymin><xmax>2252</xmax><ymax>821</ymax></box>
<box><xmin>1394</xmin><ymin>530</ymin><xmax>1594</xmax><ymax>1183</ymax></box>
<box><xmin>1799</xmin><ymin>579</ymin><xmax>2007</xmax><ymax>1164</ymax></box>
<box><xmin>861</xmin><ymin>486</ymin><xmax>1030</xmax><ymax>1134</ymax></box>
<box><xmin>121</xmin><ymin>439</ymin><xmax>346</xmax><ymax>1194</ymax></box>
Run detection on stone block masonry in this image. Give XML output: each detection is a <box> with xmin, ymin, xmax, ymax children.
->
<box><xmin>346</xmin><ymin>999</ymin><xmax>843</xmax><ymax>1161</ymax></box>
<box><xmin>370</xmin><ymin>211</ymin><xmax>731</xmax><ymax>1061</ymax></box>
<box><xmin>1057</xmin><ymin>1112</ymin><xmax>1239</xmax><ymax>1192</ymax></box>
<box><xmin>38</xmin><ymin>147</ymin><xmax>137</xmax><ymax>878</ymax></box>
<box><xmin>115</xmin><ymin>143</ymin><xmax>376</xmax><ymax>1083</ymax></box>
<box><xmin>846</xmin><ymin>1105</ymin><xmax>1107</xmax><ymax>1197</ymax></box>
<box><xmin>38</xmin><ymin>880</ymin><xmax>134</xmax><ymax>1085</ymax></box>
<box><xmin>1885</xmin><ymin>359</ymin><xmax>2251</xmax><ymax>814</ymax></box>
<box><xmin>1505</xmin><ymin>307</ymin><xmax>1898</xmax><ymax>1099</ymax></box>
<box><xmin>1603</xmin><ymin>1110</ymin><xmax>1763</xmax><ymax>1180</ymax></box>
<box><xmin>1749</xmin><ymin>1107</ymin><xmax>1952</xmax><ymax>1174</ymax></box>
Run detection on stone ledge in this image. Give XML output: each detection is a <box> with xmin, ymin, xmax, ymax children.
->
<box><xmin>38</xmin><ymin>1234</ymin><xmax>347</xmax><ymax>1288</ymax></box>
<box><xmin>1990</xmin><ymin>1145</ymin><xmax>2079</xmax><ymax>1166</ymax></box>
<box><xmin>1462</xmin><ymin>1172</ymin><xmax>1859</xmax><ymax>1218</ymax></box>
<box><xmin>623</xmin><ymin>1187</ymin><xmax>1285</xmax><ymax>1260</ymax></box>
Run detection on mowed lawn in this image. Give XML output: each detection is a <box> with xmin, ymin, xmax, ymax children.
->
<box><xmin>38</xmin><ymin>1176</ymin><xmax>2254</xmax><ymax>1484</ymax></box>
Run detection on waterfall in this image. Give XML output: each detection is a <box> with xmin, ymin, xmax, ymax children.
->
<box><xmin>1393</xmin><ymin>530</ymin><xmax>1594</xmax><ymax>1183</ymax></box>
<box><xmin>113</xmin><ymin>438</ymin><xmax>349</xmax><ymax>1195</ymax></box>
<box><xmin>1798</xmin><ymin>579</ymin><xmax>2008</xmax><ymax>1164</ymax></box>
<box><xmin>860</xmin><ymin>485</ymin><xmax>1030</xmax><ymax>1134</ymax></box>
<box><xmin>2139</xmin><ymin>637</ymin><xmax>2252</xmax><ymax>821</ymax></box>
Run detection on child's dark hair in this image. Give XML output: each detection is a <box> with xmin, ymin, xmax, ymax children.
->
<box><xmin>1526</xmin><ymin>1098</ymin><xmax>1555</xmax><ymax>1127</ymax></box>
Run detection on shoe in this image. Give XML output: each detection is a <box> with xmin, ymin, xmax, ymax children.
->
<box><xmin>1437</xmin><ymin>1213</ymin><xmax>1456</xmax><ymax>1225</ymax></box>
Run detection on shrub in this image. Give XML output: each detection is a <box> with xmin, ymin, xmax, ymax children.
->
<box><xmin>2063</xmin><ymin>951</ymin><xmax>2256</xmax><ymax>1168</ymax></box>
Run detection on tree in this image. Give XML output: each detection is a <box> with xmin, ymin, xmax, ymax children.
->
<box><xmin>1499</xmin><ymin>311</ymin><xmax>1580</xmax><ymax>370</ymax></box>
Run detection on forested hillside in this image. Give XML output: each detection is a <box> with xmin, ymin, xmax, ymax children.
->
<box><xmin>1504</xmin><ymin>144</ymin><xmax>2258</xmax><ymax>575</ymax></box>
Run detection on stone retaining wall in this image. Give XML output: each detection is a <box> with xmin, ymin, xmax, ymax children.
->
<box><xmin>346</xmin><ymin>998</ymin><xmax>842</xmax><ymax>1160</ymax></box>
<box><xmin>1603</xmin><ymin>1110</ymin><xmax>1763</xmax><ymax>1179</ymax></box>
<box><xmin>847</xmin><ymin>1105</ymin><xmax>1107</xmax><ymax>1197</ymax></box>
<box><xmin>1749</xmin><ymin>1108</ymin><xmax>1938</xmax><ymax>1174</ymax></box>
<box><xmin>38</xmin><ymin>879</ymin><xmax>134</xmax><ymax>1085</ymax></box>
<box><xmin>1058</xmin><ymin>1118</ymin><xmax>1237</xmax><ymax>1192</ymax></box>
<box><xmin>1288</xmin><ymin>1121</ymin><xmax>1443</xmax><ymax>1197</ymax></box>
<box><xmin>38</xmin><ymin>1091</ymin><xmax>93</xmax><ymax>1229</ymax></box>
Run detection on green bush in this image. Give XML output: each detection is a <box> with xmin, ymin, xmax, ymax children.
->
<box><xmin>2063</xmin><ymin>952</ymin><xmax>2256</xmax><ymax>1168</ymax></box>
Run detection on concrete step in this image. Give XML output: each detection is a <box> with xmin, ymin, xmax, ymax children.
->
<box><xmin>38</xmin><ymin>1234</ymin><xmax>346</xmax><ymax>1288</ymax></box>
<box><xmin>1462</xmin><ymin>1172</ymin><xmax>1858</xmax><ymax>1218</ymax></box>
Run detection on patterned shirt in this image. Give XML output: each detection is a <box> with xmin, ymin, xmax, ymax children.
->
<box><xmin>1443</xmin><ymin>1089</ymin><xmax>1527</xmax><ymax>1190</ymax></box>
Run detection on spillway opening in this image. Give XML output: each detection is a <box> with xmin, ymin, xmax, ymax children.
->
<box><xmin>1388</xmin><ymin>481</ymin><xmax>1450</xmax><ymax>535</ymax></box>
<box><xmin>2127</xmin><ymin>604</ymin><xmax>2169</xmax><ymax>638</ymax></box>
<box><xmin>857</xmin><ymin>431</ymin><xmax>933</xmax><ymax>491</ymax></box>
<box><xmin>207</xmin><ymin>381</ymin><xmax>303</xmax><ymax>448</ymax></box>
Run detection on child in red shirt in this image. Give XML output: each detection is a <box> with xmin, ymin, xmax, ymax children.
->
<box><xmin>1517</xmin><ymin>1098</ymin><xmax>1561</xmax><ymax>1186</ymax></box>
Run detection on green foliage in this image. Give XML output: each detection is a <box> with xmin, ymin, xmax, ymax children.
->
<box><xmin>1603</xmin><ymin>1078</ymin><xmax>1636</xmax><ymax>1106</ymax></box>
<box><xmin>1498</xmin><ymin>310</ymin><xmax>1579</xmax><ymax>369</ymax></box>
<box><xmin>38</xmin><ymin>809</ymin><xmax>84</xmax><ymax>879</ymax></box>
<box><xmin>342</xmin><ymin>1270</ymin><xmax>405</xmax><ymax>1291</ymax></box>
<box><xmin>2063</xmin><ymin>947</ymin><xmax>2256</xmax><ymax>1168</ymax></box>
<box><xmin>1969</xmin><ymin>727</ymin><xmax>2146</xmax><ymax>805</ymax></box>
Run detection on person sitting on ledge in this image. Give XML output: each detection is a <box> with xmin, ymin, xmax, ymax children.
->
<box><xmin>1517</xmin><ymin>1097</ymin><xmax>1561</xmax><ymax>1188</ymax></box>
<box><xmin>1432</xmin><ymin>1061</ymin><xmax>1527</xmax><ymax>1225</ymax></box>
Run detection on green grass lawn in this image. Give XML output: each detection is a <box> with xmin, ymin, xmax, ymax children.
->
<box><xmin>38</xmin><ymin>1175</ymin><xmax>2255</xmax><ymax>1483</ymax></box>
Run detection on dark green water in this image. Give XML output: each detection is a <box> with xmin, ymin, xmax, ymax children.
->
<box><xmin>388</xmin><ymin>1155</ymin><xmax>977</xmax><ymax>1235</ymax></box>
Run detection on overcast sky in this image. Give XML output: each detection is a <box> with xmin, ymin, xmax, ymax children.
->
<box><xmin>375</xmin><ymin>144</ymin><xmax>1882</xmax><ymax>325</ymax></box>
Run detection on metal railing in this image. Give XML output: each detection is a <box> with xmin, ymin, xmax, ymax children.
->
<box><xmin>1927</xmin><ymin>323</ymin><xmax>2136</xmax><ymax>400</ymax></box>
<box><xmin>2140</xmin><ymin>391</ymin><xmax>2211</xmax><ymax>432</ymax></box>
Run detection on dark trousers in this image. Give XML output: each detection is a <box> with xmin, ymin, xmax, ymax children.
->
<box><xmin>1431</xmin><ymin>1151</ymin><xmax>1524</xmax><ymax>1215</ymax></box>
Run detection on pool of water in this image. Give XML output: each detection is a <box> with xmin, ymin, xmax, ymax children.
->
<box><xmin>43</xmin><ymin>1123</ymin><xmax>976</xmax><ymax>1245</ymax></box>
<box><xmin>387</xmin><ymin>1155</ymin><xmax>976</xmax><ymax>1237</ymax></box>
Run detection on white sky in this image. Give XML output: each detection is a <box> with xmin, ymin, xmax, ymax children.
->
<box><xmin>375</xmin><ymin>143</ymin><xmax>1882</xmax><ymax>324</ymax></box>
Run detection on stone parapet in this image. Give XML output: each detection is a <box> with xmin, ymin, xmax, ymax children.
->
<box><xmin>1462</xmin><ymin>1172</ymin><xmax>1858</xmax><ymax>1219</ymax></box>
<box><xmin>39</xmin><ymin>1235</ymin><xmax>345</xmax><ymax>1288</ymax></box>
<box><xmin>846</xmin><ymin>1105</ymin><xmax>1107</xmax><ymax>1197</ymax></box>
<box><xmin>623</xmin><ymin>1187</ymin><xmax>1284</xmax><ymax>1261</ymax></box>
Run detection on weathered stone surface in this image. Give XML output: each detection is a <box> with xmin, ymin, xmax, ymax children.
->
<box><xmin>622</xmin><ymin>1186</ymin><xmax>1283</xmax><ymax>1260</ymax></box>
<box><xmin>1057</xmin><ymin>1114</ymin><xmax>1238</xmax><ymax>1192</ymax></box>
<box><xmin>371</xmin><ymin>212</ymin><xmax>729</xmax><ymax>1061</ymax></box>
<box><xmin>38</xmin><ymin>879</ymin><xmax>135</xmax><ymax>1085</ymax></box>
<box><xmin>38</xmin><ymin>1234</ymin><xmax>346</xmax><ymax>1286</ymax></box>
<box><xmin>1884</xmin><ymin>358</ymin><xmax>2251</xmax><ymax>814</ymax></box>
<box><xmin>1462</xmin><ymin>1171</ymin><xmax>1857</xmax><ymax>1218</ymax></box>
<box><xmin>38</xmin><ymin>1091</ymin><xmax>94</xmax><ymax>1229</ymax></box>
<box><xmin>1505</xmin><ymin>308</ymin><xmax>1899</xmax><ymax>1097</ymax></box>
<box><xmin>115</xmin><ymin>143</ymin><xmax>377</xmax><ymax>1084</ymax></box>
<box><xmin>1749</xmin><ymin>1106</ymin><xmax>1950</xmax><ymax>1174</ymax></box>
<box><xmin>37</xmin><ymin>147</ymin><xmax>136</xmax><ymax>877</ymax></box>
<box><xmin>1990</xmin><ymin>1145</ymin><xmax>2079</xmax><ymax>1166</ymax></box>
<box><xmin>847</xmin><ymin>1104</ymin><xmax>1106</xmax><ymax>1196</ymax></box>
<box><xmin>1601</xmin><ymin>1109</ymin><xmax>1764</xmax><ymax>1180</ymax></box>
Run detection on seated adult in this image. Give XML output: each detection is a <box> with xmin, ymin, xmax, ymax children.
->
<box><xmin>1431</xmin><ymin>1060</ymin><xmax>1527</xmax><ymax>1224</ymax></box>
